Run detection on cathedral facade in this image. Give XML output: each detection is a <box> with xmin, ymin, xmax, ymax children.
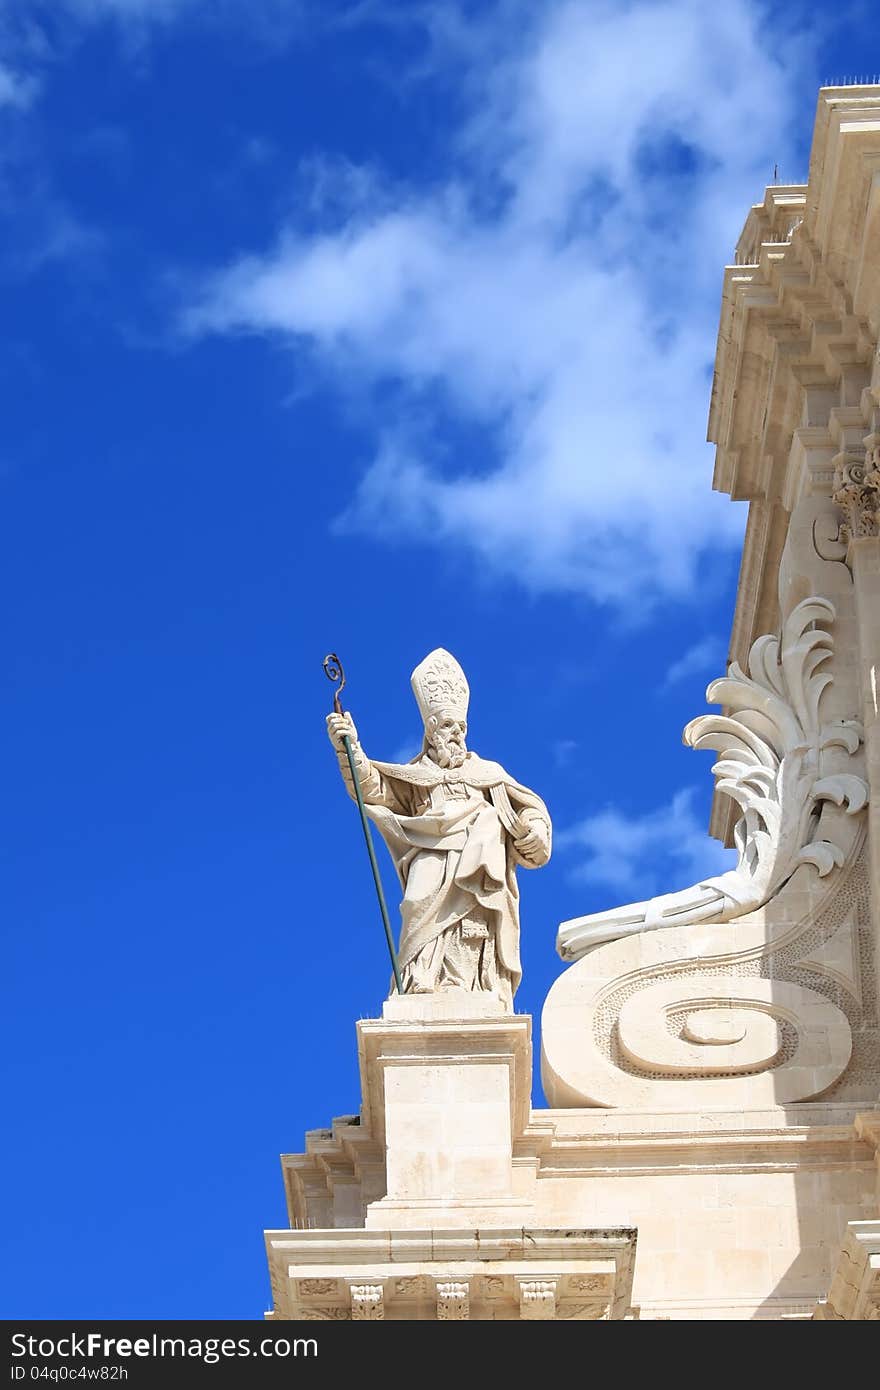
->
<box><xmin>266</xmin><ymin>86</ymin><xmax>880</xmax><ymax>1321</ymax></box>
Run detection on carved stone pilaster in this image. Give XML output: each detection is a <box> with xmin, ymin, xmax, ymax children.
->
<box><xmin>349</xmin><ymin>1283</ymin><xmax>384</xmax><ymax>1320</ymax></box>
<box><xmin>832</xmin><ymin>441</ymin><xmax>880</xmax><ymax>543</ymax></box>
<box><xmin>435</xmin><ymin>1280</ymin><xmax>470</xmax><ymax>1320</ymax></box>
<box><xmin>517</xmin><ymin>1278</ymin><xmax>558</xmax><ymax>1320</ymax></box>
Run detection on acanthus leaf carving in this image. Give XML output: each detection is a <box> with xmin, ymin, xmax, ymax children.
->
<box><xmin>812</xmin><ymin>773</ymin><xmax>869</xmax><ymax>814</ymax></box>
<box><xmin>832</xmin><ymin>440</ymin><xmax>880</xmax><ymax>542</ymax></box>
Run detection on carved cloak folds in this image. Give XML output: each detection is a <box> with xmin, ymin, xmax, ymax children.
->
<box><xmin>352</xmin><ymin>751</ymin><xmax>551</xmax><ymax>999</ymax></box>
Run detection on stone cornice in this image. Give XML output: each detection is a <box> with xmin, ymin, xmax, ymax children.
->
<box><xmin>514</xmin><ymin>1105</ymin><xmax>880</xmax><ymax>1179</ymax></box>
<box><xmin>281</xmin><ymin>1103</ymin><xmax>880</xmax><ymax>1226</ymax></box>
<box><xmin>281</xmin><ymin>1115</ymin><xmax>385</xmax><ymax>1230</ymax></box>
<box><xmin>710</xmin><ymin>87</ymin><xmax>880</xmax><ymax>509</ymax></box>
<box><xmin>856</xmin><ymin>1111</ymin><xmax>880</xmax><ymax>1143</ymax></box>
<box><xmin>264</xmin><ymin>1225</ymin><xmax>638</xmax><ymax>1321</ymax></box>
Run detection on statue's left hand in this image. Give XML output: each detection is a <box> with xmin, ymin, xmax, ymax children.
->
<box><xmin>513</xmin><ymin>808</ymin><xmax>547</xmax><ymax>861</ymax></box>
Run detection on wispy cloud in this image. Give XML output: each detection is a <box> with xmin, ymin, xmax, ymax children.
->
<box><xmin>1</xmin><ymin>0</ymin><xmax>308</xmax><ymax>71</ymax></box>
<box><xmin>184</xmin><ymin>0</ymin><xmax>812</xmax><ymax>611</ymax></box>
<box><xmin>0</xmin><ymin>61</ymin><xmax>100</xmax><ymax>277</ymax></box>
<box><xmin>556</xmin><ymin>787</ymin><xmax>737</xmax><ymax>899</ymax></box>
<box><xmin>0</xmin><ymin>1</ymin><xmax>312</xmax><ymax>284</ymax></box>
<box><xmin>552</xmin><ymin>738</ymin><xmax>578</xmax><ymax>768</ymax></box>
<box><xmin>44</xmin><ymin>0</ymin><xmax>240</xmax><ymax>19</ymax></box>
<box><xmin>56</xmin><ymin>0</ymin><xmax>193</xmax><ymax>15</ymax></box>
<box><xmin>0</xmin><ymin>62</ymin><xmax>37</xmax><ymax>109</ymax></box>
<box><xmin>45</xmin><ymin>0</ymin><xmax>307</xmax><ymax>40</ymax></box>
<box><xmin>661</xmin><ymin>635</ymin><xmax>725</xmax><ymax>691</ymax></box>
<box><xmin>389</xmin><ymin>737</ymin><xmax>421</xmax><ymax>765</ymax></box>
<box><xmin>8</xmin><ymin>199</ymin><xmax>103</xmax><ymax>275</ymax></box>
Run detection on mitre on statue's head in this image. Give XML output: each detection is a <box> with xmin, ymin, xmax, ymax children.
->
<box><xmin>411</xmin><ymin>648</ymin><xmax>470</xmax><ymax>725</ymax></box>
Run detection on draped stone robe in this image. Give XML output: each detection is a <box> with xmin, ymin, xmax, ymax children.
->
<box><xmin>338</xmin><ymin>746</ymin><xmax>551</xmax><ymax>1004</ymax></box>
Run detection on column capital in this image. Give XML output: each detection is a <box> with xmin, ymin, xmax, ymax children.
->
<box><xmin>832</xmin><ymin>439</ymin><xmax>880</xmax><ymax>545</ymax></box>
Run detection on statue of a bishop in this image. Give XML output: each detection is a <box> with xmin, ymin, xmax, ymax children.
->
<box><xmin>326</xmin><ymin>648</ymin><xmax>551</xmax><ymax>1009</ymax></box>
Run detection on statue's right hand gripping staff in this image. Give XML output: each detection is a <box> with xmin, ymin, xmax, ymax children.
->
<box><xmin>323</xmin><ymin>653</ymin><xmax>403</xmax><ymax>995</ymax></box>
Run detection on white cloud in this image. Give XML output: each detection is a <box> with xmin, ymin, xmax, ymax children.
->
<box><xmin>556</xmin><ymin>787</ymin><xmax>737</xmax><ymax>898</ymax></box>
<box><xmin>0</xmin><ymin>62</ymin><xmax>36</xmax><ymax>108</ymax></box>
<box><xmin>662</xmin><ymin>635</ymin><xmax>725</xmax><ymax>691</ymax></box>
<box><xmin>185</xmin><ymin>0</ymin><xmax>812</xmax><ymax>610</ymax></box>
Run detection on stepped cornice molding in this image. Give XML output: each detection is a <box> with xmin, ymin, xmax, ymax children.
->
<box><xmin>707</xmin><ymin>86</ymin><xmax>880</xmax><ymax>842</ymax></box>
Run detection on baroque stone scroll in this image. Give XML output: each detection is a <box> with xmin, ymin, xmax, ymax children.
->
<box><xmin>543</xmin><ymin>592</ymin><xmax>875</xmax><ymax>1108</ymax></box>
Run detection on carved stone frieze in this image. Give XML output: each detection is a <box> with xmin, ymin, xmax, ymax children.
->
<box><xmin>297</xmin><ymin>1278</ymin><xmax>337</xmax><ymax>1296</ymax></box>
<box><xmin>265</xmin><ymin>1227</ymin><xmax>637</xmax><ymax>1320</ymax></box>
<box><xmin>298</xmin><ymin>1306</ymin><xmax>350</xmax><ymax>1320</ymax></box>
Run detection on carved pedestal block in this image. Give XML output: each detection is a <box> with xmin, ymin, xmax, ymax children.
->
<box><xmin>358</xmin><ymin>992</ymin><xmax>533</xmax><ymax>1229</ymax></box>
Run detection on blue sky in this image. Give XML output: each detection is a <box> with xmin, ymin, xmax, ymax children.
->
<box><xmin>3</xmin><ymin>0</ymin><xmax>878</xmax><ymax>1320</ymax></box>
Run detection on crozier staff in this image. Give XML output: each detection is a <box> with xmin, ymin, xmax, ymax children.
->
<box><xmin>323</xmin><ymin>653</ymin><xmax>403</xmax><ymax>993</ymax></box>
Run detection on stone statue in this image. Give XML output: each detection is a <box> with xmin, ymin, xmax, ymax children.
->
<box><xmin>326</xmin><ymin>648</ymin><xmax>551</xmax><ymax>1008</ymax></box>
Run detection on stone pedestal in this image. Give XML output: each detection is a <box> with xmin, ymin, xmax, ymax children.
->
<box><xmin>358</xmin><ymin>991</ymin><xmax>532</xmax><ymax>1229</ymax></box>
<box><xmin>265</xmin><ymin>993</ymin><xmax>639</xmax><ymax>1320</ymax></box>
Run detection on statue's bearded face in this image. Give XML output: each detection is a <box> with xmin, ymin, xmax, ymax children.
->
<box><xmin>427</xmin><ymin>716</ymin><xmax>467</xmax><ymax>768</ymax></box>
